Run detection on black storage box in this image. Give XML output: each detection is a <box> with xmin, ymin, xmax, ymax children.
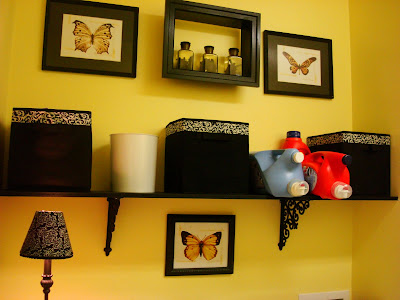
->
<box><xmin>164</xmin><ymin>118</ymin><xmax>249</xmax><ymax>194</ymax></box>
<box><xmin>7</xmin><ymin>108</ymin><xmax>92</xmax><ymax>191</ymax></box>
<box><xmin>307</xmin><ymin>131</ymin><xmax>390</xmax><ymax>196</ymax></box>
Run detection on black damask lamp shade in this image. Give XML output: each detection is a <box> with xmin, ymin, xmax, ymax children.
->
<box><xmin>20</xmin><ymin>210</ymin><xmax>73</xmax><ymax>259</ymax></box>
<box><xmin>20</xmin><ymin>211</ymin><xmax>73</xmax><ymax>300</ymax></box>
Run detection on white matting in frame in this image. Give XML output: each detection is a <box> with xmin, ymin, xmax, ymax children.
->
<box><xmin>173</xmin><ymin>221</ymin><xmax>229</xmax><ymax>269</ymax></box>
<box><xmin>60</xmin><ymin>14</ymin><xmax>123</xmax><ymax>62</ymax></box>
<box><xmin>277</xmin><ymin>45</ymin><xmax>321</xmax><ymax>86</ymax></box>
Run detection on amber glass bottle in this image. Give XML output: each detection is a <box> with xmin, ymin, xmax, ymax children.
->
<box><xmin>225</xmin><ymin>47</ymin><xmax>242</xmax><ymax>76</ymax></box>
<box><xmin>178</xmin><ymin>41</ymin><xmax>194</xmax><ymax>70</ymax></box>
<box><xmin>202</xmin><ymin>46</ymin><xmax>218</xmax><ymax>73</ymax></box>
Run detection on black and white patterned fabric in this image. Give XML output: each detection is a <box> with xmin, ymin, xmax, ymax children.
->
<box><xmin>12</xmin><ymin>108</ymin><xmax>91</xmax><ymax>126</ymax></box>
<box><xmin>307</xmin><ymin>132</ymin><xmax>390</xmax><ymax>147</ymax></box>
<box><xmin>20</xmin><ymin>211</ymin><xmax>73</xmax><ymax>259</ymax></box>
<box><xmin>166</xmin><ymin>118</ymin><xmax>249</xmax><ymax>137</ymax></box>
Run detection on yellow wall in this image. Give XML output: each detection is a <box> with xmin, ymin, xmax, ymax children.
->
<box><xmin>0</xmin><ymin>0</ymin><xmax>15</xmax><ymax>185</ymax></box>
<box><xmin>0</xmin><ymin>0</ymin><xmax>356</xmax><ymax>299</ymax></box>
<box><xmin>349</xmin><ymin>0</ymin><xmax>400</xmax><ymax>299</ymax></box>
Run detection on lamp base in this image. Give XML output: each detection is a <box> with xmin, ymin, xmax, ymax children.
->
<box><xmin>41</xmin><ymin>259</ymin><xmax>53</xmax><ymax>300</ymax></box>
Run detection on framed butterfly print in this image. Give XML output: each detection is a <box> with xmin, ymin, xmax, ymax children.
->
<box><xmin>42</xmin><ymin>0</ymin><xmax>139</xmax><ymax>77</ymax></box>
<box><xmin>165</xmin><ymin>214</ymin><xmax>235</xmax><ymax>276</ymax></box>
<box><xmin>264</xmin><ymin>30</ymin><xmax>333</xmax><ymax>99</ymax></box>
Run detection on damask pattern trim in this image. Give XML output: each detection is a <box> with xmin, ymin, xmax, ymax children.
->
<box><xmin>166</xmin><ymin>119</ymin><xmax>249</xmax><ymax>137</ymax></box>
<box><xmin>307</xmin><ymin>132</ymin><xmax>390</xmax><ymax>147</ymax></box>
<box><xmin>12</xmin><ymin>108</ymin><xmax>92</xmax><ymax>126</ymax></box>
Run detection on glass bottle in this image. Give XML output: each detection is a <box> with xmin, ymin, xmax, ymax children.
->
<box><xmin>225</xmin><ymin>47</ymin><xmax>242</xmax><ymax>76</ymax></box>
<box><xmin>178</xmin><ymin>41</ymin><xmax>194</xmax><ymax>70</ymax></box>
<box><xmin>202</xmin><ymin>46</ymin><xmax>218</xmax><ymax>73</ymax></box>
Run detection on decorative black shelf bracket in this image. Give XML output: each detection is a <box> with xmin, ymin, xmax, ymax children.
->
<box><xmin>278</xmin><ymin>199</ymin><xmax>310</xmax><ymax>250</ymax></box>
<box><xmin>104</xmin><ymin>197</ymin><xmax>121</xmax><ymax>256</ymax></box>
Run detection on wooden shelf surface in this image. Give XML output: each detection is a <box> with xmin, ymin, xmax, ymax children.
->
<box><xmin>0</xmin><ymin>190</ymin><xmax>397</xmax><ymax>200</ymax></box>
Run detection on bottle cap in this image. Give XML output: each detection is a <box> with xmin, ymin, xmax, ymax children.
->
<box><xmin>292</xmin><ymin>152</ymin><xmax>304</xmax><ymax>164</ymax></box>
<box><xmin>204</xmin><ymin>46</ymin><xmax>214</xmax><ymax>54</ymax></box>
<box><xmin>287</xmin><ymin>180</ymin><xmax>309</xmax><ymax>197</ymax></box>
<box><xmin>180</xmin><ymin>41</ymin><xmax>191</xmax><ymax>50</ymax></box>
<box><xmin>229</xmin><ymin>48</ymin><xmax>239</xmax><ymax>56</ymax></box>
<box><xmin>331</xmin><ymin>182</ymin><xmax>353</xmax><ymax>199</ymax></box>
<box><xmin>287</xmin><ymin>131</ymin><xmax>301</xmax><ymax>138</ymax></box>
<box><xmin>342</xmin><ymin>155</ymin><xmax>352</xmax><ymax>166</ymax></box>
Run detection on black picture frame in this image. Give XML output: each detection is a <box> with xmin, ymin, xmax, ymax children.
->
<box><xmin>165</xmin><ymin>214</ymin><xmax>235</xmax><ymax>276</ymax></box>
<box><xmin>42</xmin><ymin>0</ymin><xmax>139</xmax><ymax>78</ymax></box>
<box><xmin>162</xmin><ymin>0</ymin><xmax>260</xmax><ymax>87</ymax></box>
<box><xmin>264</xmin><ymin>30</ymin><xmax>333</xmax><ymax>99</ymax></box>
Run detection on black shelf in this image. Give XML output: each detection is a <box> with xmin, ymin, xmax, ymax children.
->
<box><xmin>0</xmin><ymin>190</ymin><xmax>272</xmax><ymax>199</ymax></box>
<box><xmin>0</xmin><ymin>190</ymin><xmax>396</xmax><ymax>200</ymax></box>
<box><xmin>162</xmin><ymin>0</ymin><xmax>260</xmax><ymax>87</ymax></box>
<box><xmin>1</xmin><ymin>190</ymin><xmax>396</xmax><ymax>254</ymax></box>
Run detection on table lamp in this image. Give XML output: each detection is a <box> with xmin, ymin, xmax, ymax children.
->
<box><xmin>20</xmin><ymin>211</ymin><xmax>73</xmax><ymax>300</ymax></box>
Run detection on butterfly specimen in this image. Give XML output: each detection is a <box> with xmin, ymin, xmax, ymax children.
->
<box><xmin>282</xmin><ymin>51</ymin><xmax>317</xmax><ymax>75</ymax></box>
<box><xmin>72</xmin><ymin>20</ymin><xmax>113</xmax><ymax>54</ymax></box>
<box><xmin>181</xmin><ymin>231</ymin><xmax>222</xmax><ymax>261</ymax></box>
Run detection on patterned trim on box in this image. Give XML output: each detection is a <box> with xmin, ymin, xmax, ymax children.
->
<box><xmin>307</xmin><ymin>132</ymin><xmax>390</xmax><ymax>147</ymax></box>
<box><xmin>12</xmin><ymin>109</ymin><xmax>91</xmax><ymax>126</ymax></box>
<box><xmin>166</xmin><ymin>119</ymin><xmax>249</xmax><ymax>136</ymax></box>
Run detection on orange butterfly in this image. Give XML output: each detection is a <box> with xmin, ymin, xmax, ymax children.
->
<box><xmin>72</xmin><ymin>20</ymin><xmax>113</xmax><ymax>54</ymax></box>
<box><xmin>181</xmin><ymin>231</ymin><xmax>221</xmax><ymax>261</ymax></box>
<box><xmin>282</xmin><ymin>51</ymin><xmax>317</xmax><ymax>75</ymax></box>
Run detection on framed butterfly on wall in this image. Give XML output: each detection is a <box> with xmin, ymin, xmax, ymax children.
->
<box><xmin>165</xmin><ymin>214</ymin><xmax>235</xmax><ymax>276</ymax></box>
<box><xmin>264</xmin><ymin>30</ymin><xmax>333</xmax><ymax>99</ymax></box>
<box><xmin>42</xmin><ymin>0</ymin><xmax>138</xmax><ymax>78</ymax></box>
